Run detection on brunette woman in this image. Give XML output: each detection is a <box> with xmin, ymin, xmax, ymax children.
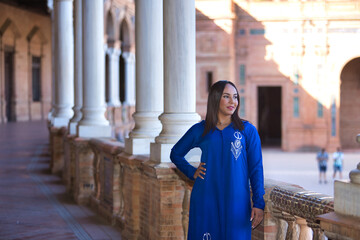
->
<box><xmin>170</xmin><ymin>80</ymin><xmax>265</xmax><ymax>239</ymax></box>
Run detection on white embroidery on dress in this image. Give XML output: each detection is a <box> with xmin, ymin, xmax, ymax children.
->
<box><xmin>231</xmin><ymin>131</ymin><xmax>243</xmax><ymax>160</ymax></box>
<box><xmin>203</xmin><ymin>232</ymin><xmax>212</xmax><ymax>240</ymax></box>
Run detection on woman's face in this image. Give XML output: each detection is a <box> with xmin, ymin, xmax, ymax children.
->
<box><xmin>218</xmin><ymin>84</ymin><xmax>238</xmax><ymax>118</ymax></box>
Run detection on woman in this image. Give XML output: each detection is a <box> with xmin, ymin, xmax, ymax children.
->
<box><xmin>170</xmin><ymin>80</ymin><xmax>265</xmax><ymax>239</ymax></box>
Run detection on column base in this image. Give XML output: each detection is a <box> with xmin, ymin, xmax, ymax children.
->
<box><xmin>68</xmin><ymin>121</ymin><xmax>78</xmax><ymax>135</ymax></box>
<box><xmin>150</xmin><ymin>142</ymin><xmax>201</xmax><ymax>163</ymax></box>
<box><xmin>155</xmin><ymin>112</ymin><xmax>201</xmax><ymax>144</ymax></box>
<box><xmin>77</xmin><ymin>124</ymin><xmax>112</xmax><ymax>138</ymax></box>
<box><xmin>125</xmin><ymin>137</ymin><xmax>152</xmax><ymax>155</ymax></box>
<box><xmin>334</xmin><ymin>180</ymin><xmax>360</xmax><ymax>217</ymax></box>
<box><xmin>52</xmin><ymin>116</ymin><xmax>70</xmax><ymax>128</ymax></box>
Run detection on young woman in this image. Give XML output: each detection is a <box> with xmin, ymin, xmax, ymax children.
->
<box><xmin>170</xmin><ymin>80</ymin><xmax>265</xmax><ymax>240</ymax></box>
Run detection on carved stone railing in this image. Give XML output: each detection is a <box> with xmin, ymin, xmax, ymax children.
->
<box><xmin>105</xmin><ymin>105</ymin><xmax>135</xmax><ymax>142</ymax></box>
<box><xmin>89</xmin><ymin>138</ymin><xmax>124</xmax><ymax>226</ymax></box>
<box><xmin>54</xmin><ymin>129</ymin><xmax>337</xmax><ymax>240</ymax></box>
<box><xmin>266</xmin><ymin>179</ymin><xmax>334</xmax><ymax>240</ymax></box>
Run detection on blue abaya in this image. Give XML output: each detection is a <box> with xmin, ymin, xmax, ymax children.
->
<box><xmin>170</xmin><ymin>121</ymin><xmax>265</xmax><ymax>240</ymax></box>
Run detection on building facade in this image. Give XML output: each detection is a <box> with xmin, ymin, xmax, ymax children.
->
<box><xmin>196</xmin><ymin>0</ymin><xmax>360</xmax><ymax>151</ymax></box>
<box><xmin>2</xmin><ymin>0</ymin><xmax>360</xmax><ymax>151</ymax></box>
<box><xmin>0</xmin><ymin>2</ymin><xmax>52</xmax><ymax>122</ymax></box>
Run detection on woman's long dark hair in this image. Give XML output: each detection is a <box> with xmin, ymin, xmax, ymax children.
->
<box><xmin>202</xmin><ymin>80</ymin><xmax>244</xmax><ymax>136</ymax></box>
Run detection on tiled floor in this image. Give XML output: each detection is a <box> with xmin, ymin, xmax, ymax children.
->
<box><xmin>0</xmin><ymin>121</ymin><xmax>122</xmax><ymax>240</ymax></box>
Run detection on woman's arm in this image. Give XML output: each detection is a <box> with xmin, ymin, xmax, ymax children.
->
<box><xmin>245</xmin><ymin>124</ymin><xmax>265</xmax><ymax>210</ymax></box>
<box><xmin>170</xmin><ymin>124</ymin><xmax>201</xmax><ymax>180</ymax></box>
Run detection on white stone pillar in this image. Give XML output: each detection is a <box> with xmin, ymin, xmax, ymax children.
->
<box><xmin>106</xmin><ymin>48</ymin><xmax>121</xmax><ymax>107</ymax></box>
<box><xmin>52</xmin><ymin>0</ymin><xmax>74</xmax><ymax>127</ymax></box>
<box><xmin>47</xmin><ymin>0</ymin><xmax>56</xmax><ymax>121</ymax></box>
<box><xmin>150</xmin><ymin>0</ymin><xmax>200</xmax><ymax>162</ymax></box>
<box><xmin>125</xmin><ymin>0</ymin><xmax>163</xmax><ymax>155</ymax></box>
<box><xmin>122</xmin><ymin>52</ymin><xmax>136</xmax><ymax>106</ymax></box>
<box><xmin>77</xmin><ymin>0</ymin><xmax>111</xmax><ymax>138</ymax></box>
<box><xmin>69</xmin><ymin>0</ymin><xmax>82</xmax><ymax>134</ymax></box>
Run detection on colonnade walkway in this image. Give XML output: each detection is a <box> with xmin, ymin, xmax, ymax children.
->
<box><xmin>0</xmin><ymin>121</ymin><xmax>122</xmax><ymax>240</ymax></box>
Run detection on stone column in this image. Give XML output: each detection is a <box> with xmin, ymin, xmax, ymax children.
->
<box><xmin>52</xmin><ymin>0</ymin><xmax>74</xmax><ymax>127</ymax></box>
<box><xmin>69</xmin><ymin>0</ymin><xmax>82</xmax><ymax>135</ymax></box>
<box><xmin>106</xmin><ymin>47</ymin><xmax>121</xmax><ymax>107</ymax></box>
<box><xmin>77</xmin><ymin>0</ymin><xmax>111</xmax><ymax>138</ymax></box>
<box><xmin>124</xmin><ymin>0</ymin><xmax>163</xmax><ymax>155</ymax></box>
<box><xmin>150</xmin><ymin>0</ymin><xmax>200</xmax><ymax>162</ymax></box>
<box><xmin>122</xmin><ymin>52</ymin><xmax>136</xmax><ymax>106</ymax></box>
<box><xmin>47</xmin><ymin>0</ymin><xmax>56</xmax><ymax>122</ymax></box>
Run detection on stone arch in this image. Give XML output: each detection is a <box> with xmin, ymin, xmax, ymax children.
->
<box><xmin>26</xmin><ymin>26</ymin><xmax>47</xmax><ymax>44</ymax></box>
<box><xmin>0</xmin><ymin>18</ymin><xmax>21</xmax><ymax>39</ymax></box>
<box><xmin>1</xmin><ymin>18</ymin><xmax>21</xmax><ymax>122</ymax></box>
<box><xmin>105</xmin><ymin>11</ymin><xmax>115</xmax><ymax>43</ymax></box>
<box><xmin>339</xmin><ymin>57</ymin><xmax>360</xmax><ymax>149</ymax></box>
<box><xmin>26</xmin><ymin>26</ymin><xmax>47</xmax><ymax>107</ymax></box>
<box><xmin>119</xmin><ymin>18</ymin><xmax>132</xmax><ymax>104</ymax></box>
<box><xmin>119</xmin><ymin>17</ymin><xmax>133</xmax><ymax>52</ymax></box>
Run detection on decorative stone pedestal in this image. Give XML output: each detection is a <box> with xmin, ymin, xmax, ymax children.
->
<box><xmin>49</xmin><ymin>126</ymin><xmax>67</xmax><ymax>174</ymax></box>
<box><xmin>89</xmin><ymin>138</ymin><xmax>123</xmax><ymax>226</ymax></box>
<box><xmin>138</xmin><ymin>161</ymin><xmax>194</xmax><ymax>240</ymax></box>
<box><xmin>73</xmin><ymin>138</ymin><xmax>95</xmax><ymax>205</ymax></box>
<box><xmin>318</xmin><ymin>212</ymin><xmax>360</xmax><ymax>240</ymax></box>
<box><xmin>117</xmin><ymin>153</ymin><xmax>148</xmax><ymax>240</ymax></box>
<box><xmin>318</xmin><ymin>163</ymin><xmax>360</xmax><ymax>239</ymax></box>
<box><xmin>63</xmin><ymin>134</ymin><xmax>76</xmax><ymax>194</ymax></box>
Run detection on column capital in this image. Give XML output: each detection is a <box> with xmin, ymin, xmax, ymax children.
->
<box><xmin>47</xmin><ymin>0</ymin><xmax>54</xmax><ymax>11</ymax></box>
<box><xmin>122</xmin><ymin>51</ymin><xmax>135</xmax><ymax>63</ymax></box>
<box><xmin>106</xmin><ymin>47</ymin><xmax>121</xmax><ymax>58</ymax></box>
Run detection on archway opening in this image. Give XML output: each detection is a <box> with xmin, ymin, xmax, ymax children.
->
<box><xmin>4</xmin><ymin>51</ymin><xmax>15</xmax><ymax>122</ymax></box>
<box><xmin>340</xmin><ymin>57</ymin><xmax>360</xmax><ymax>149</ymax></box>
<box><xmin>258</xmin><ymin>86</ymin><xmax>282</xmax><ymax>147</ymax></box>
<box><xmin>119</xmin><ymin>20</ymin><xmax>130</xmax><ymax>104</ymax></box>
<box><xmin>105</xmin><ymin>12</ymin><xmax>114</xmax><ymax>104</ymax></box>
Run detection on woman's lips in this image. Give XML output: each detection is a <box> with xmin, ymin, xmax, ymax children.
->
<box><xmin>227</xmin><ymin>106</ymin><xmax>235</xmax><ymax>110</ymax></box>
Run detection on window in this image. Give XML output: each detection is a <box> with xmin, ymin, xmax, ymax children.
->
<box><xmin>250</xmin><ymin>29</ymin><xmax>265</xmax><ymax>35</ymax></box>
<box><xmin>206</xmin><ymin>71</ymin><xmax>213</xmax><ymax>92</ymax></box>
<box><xmin>293</xmin><ymin>97</ymin><xmax>299</xmax><ymax>118</ymax></box>
<box><xmin>32</xmin><ymin>56</ymin><xmax>41</xmax><ymax>102</ymax></box>
<box><xmin>240</xmin><ymin>97</ymin><xmax>245</xmax><ymax>117</ymax></box>
<box><xmin>331</xmin><ymin>98</ymin><xmax>336</xmax><ymax>136</ymax></box>
<box><xmin>317</xmin><ymin>101</ymin><xmax>323</xmax><ymax>118</ymax></box>
<box><xmin>293</xmin><ymin>66</ymin><xmax>299</xmax><ymax>85</ymax></box>
<box><xmin>239</xmin><ymin>65</ymin><xmax>245</xmax><ymax>85</ymax></box>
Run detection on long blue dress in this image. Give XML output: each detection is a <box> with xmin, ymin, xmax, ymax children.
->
<box><xmin>170</xmin><ymin>120</ymin><xmax>265</xmax><ymax>240</ymax></box>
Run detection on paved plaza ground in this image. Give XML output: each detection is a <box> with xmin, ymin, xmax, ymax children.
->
<box><xmin>263</xmin><ymin>148</ymin><xmax>360</xmax><ymax>196</ymax></box>
<box><xmin>0</xmin><ymin>121</ymin><xmax>123</xmax><ymax>240</ymax></box>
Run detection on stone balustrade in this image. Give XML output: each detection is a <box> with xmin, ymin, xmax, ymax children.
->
<box><xmin>105</xmin><ymin>105</ymin><xmax>135</xmax><ymax>142</ymax></box>
<box><xmin>53</xmin><ymin>129</ymin><xmax>336</xmax><ymax>240</ymax></box>
<box><xmin>265</xmin><ymin>179</ymin><xmax>334</xmax><ymax>240</ymax></box>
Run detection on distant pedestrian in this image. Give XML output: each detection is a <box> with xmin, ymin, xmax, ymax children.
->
<box><xmin>332</xmin><ymin>147</ymin><xmax>344</xmax><ymax>179</ymax></box>
<box><xmin>316</xmin><ymin>148</ymin><xmax>328</xmax><ymax>183</ymax></box>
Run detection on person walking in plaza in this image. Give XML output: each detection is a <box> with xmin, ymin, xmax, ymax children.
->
<box><xmin>317</xmin><ymin>148</ymin><xmax>329</xmax><ymax>184</ymax></box>
<box><xmin>170</xmin><ymin>80</ymin><xmax>265</xmax><ymax>240</ymax></box>
<box><xmin>332</xmin><ymin>147</ymin><xmax>344</xmax><ymax>179</ymax></box>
